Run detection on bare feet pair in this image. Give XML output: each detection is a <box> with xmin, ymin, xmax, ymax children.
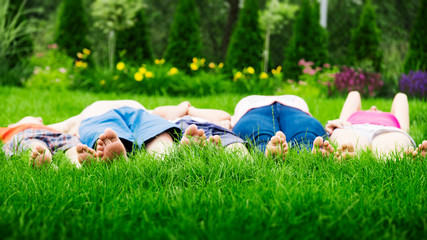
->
<box><xmin>180</xmin><ymin>124</ymin><xmax>221</xmax><ymax>146</ymax></box>
<box><xmin>29</xmin><ymin>142</ymin><xmax>96</xmax><ymax>168</ymax></box>
<box><xmin>264</xmin><ymin>132</ymin><xmax>354</xmax><ymax>160</ymax></box>
<box><xmin>404</xmin><ymin>140</ymin><xmax>427</xmax><ymax>159</ymax></box>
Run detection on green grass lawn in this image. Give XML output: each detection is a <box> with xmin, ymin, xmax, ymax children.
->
<box><xmin>0</xmin><ymin>86</ymin><xmax>426</xmax><ymax>239</ymax></box>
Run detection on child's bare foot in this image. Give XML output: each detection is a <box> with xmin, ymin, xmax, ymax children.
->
<box><xmin>30</xmin><ymin>143</ymin><xmax>52</xmax><ymax>167</ymax></box>
<box><xmin>96</xmin><ymin>128</ymin><xmax>127</xmax><ymax>162</ymax></box>
<box><xmin>312</xmin><ymin>137</ymin><xmax>335</xmax><ymax>156</ymax></box>
<box><xmin>404</xmin><ymin>140</ymin><xmax>427</xmax><ymax>159</ymax></box>
<box><xmin>180</xmin><ymin>124</ymin><xmax>207</xmax><ymax>146</ymax></box>
<box><xmin>76</xmin><ymin>144</ymin><xmax>96</xmax><ymax>164</ymax></box>
<box><xmin>335</xmin><ymin>143</ymin><xmax>356</xmax><ymax>160</ymax></box>
<box><xmin>265</xmin><ymin>131</ymin><xmax>288</xmax><ymax>158</ymax></box>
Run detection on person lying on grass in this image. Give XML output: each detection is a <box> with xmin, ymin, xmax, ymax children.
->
<box><xmin>152</xmin><ymin>101</ymin><xmax>249</xmax><ymax>156</ymax></box>
<box><xmin>230</xmin><ymin>95</ymin><xmax>338</xmax><ymax>159</ymax></box>
<box><xmin>324</xmin><ymin>91</ymin><xmax>427</xmax><ymax>159</ymax></box>
<box><xmin>0</xmin><ymin>116</ymin><xmax>95</xmax><ymax>168</ymax></box>
<box><xmin>49</xmin><ymin>100</ymin><xmax>223</xmax><ymax>164</ymax></box>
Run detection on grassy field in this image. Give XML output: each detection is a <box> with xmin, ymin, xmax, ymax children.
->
<box><xmin>0</xmin><ymin>86</ymin><xmax>426</xmax><ymax>239</ymax></box>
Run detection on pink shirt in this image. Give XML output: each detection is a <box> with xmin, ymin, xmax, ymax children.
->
<box><xmin>347</xmin><ymin>111</ymin><xmax>401</xmax><ymax>129</ymax></box>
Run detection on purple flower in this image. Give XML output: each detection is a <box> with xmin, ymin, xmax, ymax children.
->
<box><xmin>400</xmin><ymin>71</ymin><xmax>427</xmax><ymax>99</ymax></box>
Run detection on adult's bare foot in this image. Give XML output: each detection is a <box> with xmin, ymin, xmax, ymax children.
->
<box><xmin>76</xmin><ymin>144</ymin><xmax>96</xmax><ymax>164</ymax></box>
<box><xmin>180</xmin><ymin>124</ymin><xmax>207</xmax><ymax>146</ymax></box>
<box><xmin>30</xmin><ymin>142</ymin><xmax>52</xmax><ymax>167</ymax></box>
<box><xmin>265</xmin><ymin>131</ymin><xmax>288</xmax><ymax>159</ymax></box>
<box><xmin>96</xmin><ymin>128</ymin><xmax>127</xmax><ymax>162</ymax></box>
<box><xmin>312</xmin><ymin>137</ymin><xmax>334</xmax><ymax>156</ymax></box>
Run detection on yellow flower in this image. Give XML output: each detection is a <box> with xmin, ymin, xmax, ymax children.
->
<box><xmin>145</xmin><ymin>71</ymin><xmax>154</xmax><ymax>78</ymax></box>
<box><xmin>209</xmin><ymin>62</ymin><xmax>215</xmax><ymax>69</ymax></box>
<box><xmin>260</xmin><ymin>72</ymin><xmax>268</xmax><ymax>79</ymax></box>
<box><xmin>116</xmin><ymin>62</ymin><xmax>125</xmax><ymax>71</ymax></box>
<box><xmin>218</xmin><ymin>62</ymin><xmax>224</xmax><ymax>69</ymax></box>
<box><xmin>247</xmin><ymin>66</ymin><xmax>255</xmax><ymax>74</ymax></box>
<box><xmin>155</xmin><ymin>59</ymin><xmax>165</xmax><ymax>65</ymax></box>
<box><xmin>276</xmin><ymin>66</ymin><xmax>282</xmax><ymax>73</ymax></box>
<box><xmin>134</xmin><ymin>72</ymin><xmax>143</xmax><ymax>81</ymax></box>
<box><xmin>190</xmin><ymin>62</ymin><xmax>199</xmax><ymax>71</ymax></box>
<box><xmin>100</xmin><ymin>79</ymin><xmax>106</xmax><ymax>85</ymax></box>
<box><xmin>168</xmin><ymin>67</ymin><xmax>179</xmax><ymax>75</ymax></box>
<box><xmin>81</xmin><ymin>62</ymin><xmax>88</xmax><ymax>68</ymax></box>
<box><xmin>83</xmin><ymin>48</ymin><xmax>91</xmax><ymax>55</ymax></box>
<box><xmin>139</xmin><ymin>67</ymin><xmax>147</xmax><ymax>74</ymax></box>
<box><xmin>192</xmin><ymin>57</ymin><xmax>198</xmax><ymax>63</ymax></box>
<box><xmin>77</xmin><ymin>52</ymin><xmax>84</xmax><ymax>59</ymax></box>
<box><xmin>200</xmin><ymin>58</ymin><xmax>206</xmax><ymax>65</ymax></box>
<box><xmin>75</xmin><ymin>60</ymin><xmax>83</xmax><ymax>67</ymax></box>
<box><xmin>272</xmin><ymin>69</ymin><xmax>277</xmax><ymax>74</ymax></box>
<box><xmin>233</xmin><ymin>71</ymin><xmax>242</xmax><ymax>81</ymax></box>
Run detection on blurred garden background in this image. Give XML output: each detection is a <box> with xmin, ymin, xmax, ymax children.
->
<box><xmin>1</xmin><ymin>0</ymin><xmax>426</xmax><ymax>99</ymax></box>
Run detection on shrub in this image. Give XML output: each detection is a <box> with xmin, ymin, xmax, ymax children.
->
<box><xmin>403</xmin><ymin>0</ymin><xmax>427</xmax><ymax>73</ymax></box>
<box><xmin>225</xmin><ymin>0</ymin><xmax>263</xmax><ymax>74</ymax></box>
<box><xmin>54</xmin><ymin>0</ymin><xmax>90</xmax><ymax>58</ymax></box>
<box><xmin>164</xmin><ymin>0</ymin><xmax>202</xmax><ymax>71</ymax></box>
<box><xmin>348</xmin><ymin>0</ymin><xmax>382</xmax><ymax>72</ymax></box>
<box><xmin>25</xmin><ymin>47</ymin><xmax>74</xmax><ymax>90</ymax></box>
<box><xmin>283</xmin><ymin>0</ymin><xmax>328</xmax><ymax>80</ymax></box>
<box><xmin>231</xmin><ymin>67</ymin><xmax>280</xmax><ymax>94</ymax></box>
<box><xmin>399</xmin><ymin>71</ymin><xmax>427</xmax><ymax>99</ymax></box>
<box><xmin>297</xmin><ymin>60</ymin><xmax>339</xmax><ymax>97</ymax></box>
<box><xmin>334</xmin><ymin>66</ymin><xmax>383</xmax><ymax>97</ymax></box>
<box><xmin>116</xmin><ymin>8</ymin><xmax>153</xmax><ymax>64</ymax></box>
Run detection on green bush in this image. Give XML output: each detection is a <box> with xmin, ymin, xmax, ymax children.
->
<box><xmin>116</xmin><ymin>8</ymin><xmax>153</xmax><ymax>64</ymax></box>
<box><xmin>25</xmin><ymin>48</ymin><xmax>74</xmax><ymax>90</ymax></box>
<box><xmin>403</xmin><ymin>0</ymin><xmax>427</xmax><ymax>73</ymax></box>
<box><xmin>224</xmin><ymin>0</ymin><xmax>263</xmax><ymax>74</ymax></box>
<box><xmin>164</xmin><ymin>0</ymin><xmax>202</xmax><ymax>71</ymax></box>
<box><xmin>231</xmin><ymin>67</ymin><xmax>281</xmax><ymax>95</ymax></box>
<box><xmin>348</xmin><ymin>0</ymin><xmax>382</xmax><ymax>72</ymax></box>
<box><xmin>54</xmin><ymin>0</ymin><xmax>90</xmax><ymax>59</ymax></box>
<box><xmin>283</xmin><ymin>0</ymin><xmax>328</xmax><ymax>80</ymax></box>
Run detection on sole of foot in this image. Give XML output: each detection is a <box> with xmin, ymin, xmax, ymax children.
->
<box><xmin>30</xmin><ymin>143</ymin><xmax>52</xmax><ymax>168</ymax></box>
<box><xmin>76</xmin><ymin>143</ymin><xmax>96</xmax><ymax>165</ymax></box>
<box><xmin>265</xmin><ymin>131</ymin><xmax>288</xmax><ymax>159</ymax></box>
<box><xmin>404</xmin><ymin>140</ymin><xmax>427</xmax><ymax>159</ymax></box>
<box><xmin>96</xmin><ymin>128</ymin><xmax>127</xmax><ymax>162</ymax></box>
<box><xmin>180</xmin><ymin>124</ymin><xmax>207</xmax><ymax>146</ymax></box>
<box><xmin>312</xmin><ymin>137</ymin><xmax>335</xmax><ymax>157</ymax></box>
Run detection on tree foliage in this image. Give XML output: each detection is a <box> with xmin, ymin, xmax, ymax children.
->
<box><xmin>403</xmin><ymin>0</ymin><xmax>427</xmax><ymax>72</ymax></box>
<box><xmin>54</xmin><ymin>0</ymin><xmax>90</xmax><ymax>58</ymax></box>
<box><xmin>164</xmin><ymin>0</ymin><xmax>202</xmax><ymax>71</ymax></box>
<box><xmin>283</xmin><ymin>0</ymin><xmax>328</xmax><ymax>80</ymax></box>
<box><xmin>116</xmin><ymin>8</ymin><xmax>153</xmax><ymax>63</ymax></box>
<box><xmin>348</xmin><ymin>0</ymin><xmax>382</xmax><ymax>72</ymax></box>
<box><xmin>225</xmin><ymin>0</ymin><xmax>264</xmax><ymax>73</ymax></box>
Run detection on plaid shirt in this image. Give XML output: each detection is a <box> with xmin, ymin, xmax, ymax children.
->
<box><xmin>3</xmin><ymin>128</ymin><xmax>80</xmax><ymax>156</ymax></box>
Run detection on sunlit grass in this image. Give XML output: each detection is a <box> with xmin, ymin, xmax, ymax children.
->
<box><xmin>0</xmin><ymin>86</ymin><xmax>426</xmax><ymax>239</ymax></box>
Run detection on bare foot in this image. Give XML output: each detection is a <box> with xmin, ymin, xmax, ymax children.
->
<box><xmin>96</xmin><ymin>128</ymin><xmax>127</xmax><ymax>162</ymax></box>
<box><xmin>335</xmin><ymin>143</ymin><xmax>356</xmax><ymax>160</ymax></box>
<box><xmin>312</xmin><ymin>137</ymin><xmax>335</xmax><ymax>156</ymax></box>
<box><xmin>76</xmin><ymin>144</ymin><xmax>96</xmax><ymax>164</ymax></box>
<box><xmin>30</xmin><ymin>143</ymin><xmax>52</xmax><ymax>167</ymax></box>
<box><xmin>180</xmin><ymin>124</ymin><xmax>207</xmax><ymax>146</ymax></box>
<box><xmin>208</xmin><ymin>135</ymin><xmax>222</xmax><ymax>146</ymax></box>
<box><xmin>265</xmin><ymin>131</ymin><xmax>288</xmax><ymax>159</ymax></box>
<box><xmin>404</xmin><ymin>140</ymin><xmax>427</xmax><ymax>159</ymax></box>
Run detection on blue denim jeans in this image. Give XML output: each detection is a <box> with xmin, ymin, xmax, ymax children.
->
<box><xmin>233</xmin><ymin>103</ymin><xmax>325</xmax><ymax>152</ymax></box>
